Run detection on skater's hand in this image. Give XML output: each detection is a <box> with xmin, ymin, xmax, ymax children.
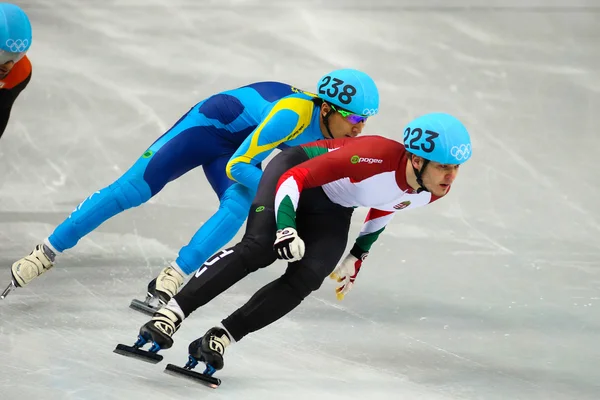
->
<box><xmin>330</xmin><ymin>252</ymin><xmax>368</xmax><ymax>300</ymax></box>
<box><xmin>273</xmin><ymin>228</ymin><xmax>305</xmax><ymax>262</ymax></box>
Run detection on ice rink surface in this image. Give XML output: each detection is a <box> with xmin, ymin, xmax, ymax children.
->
<box><xmin>1</xmin><ymin>0</ymin><xmax>599</xmax><ymax>399</ymax></box>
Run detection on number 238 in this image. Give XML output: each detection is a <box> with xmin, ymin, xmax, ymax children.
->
<box><xmin>403</xmin><ymin>128</ymin><xmax>439</xmax><ymax>153</ymax></box>
<box><xmin>317</xmin><ymin>76</ymin><xmax>356</xmax><ymax>105</ymax></box>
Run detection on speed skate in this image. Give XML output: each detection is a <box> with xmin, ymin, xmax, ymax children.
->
<box><xmin>129</xmin><ymin>278</ymin><xmax>162</xmax><ymax>316</ymax></box>
<box><xmin>164</xmin><ymin>356</ymin><xmax>222</xmax><ymax>389</ymax></box>
<box><xmin>113</xmin><ymin>334</ymin><xmax>164</xmax><ymax>364</ymax></box>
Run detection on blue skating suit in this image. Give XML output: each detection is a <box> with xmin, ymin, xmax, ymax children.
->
<box><xmin>48</xmin><ymin>82</ymin><xmax>325</xmax><ymax>275</ymax></box>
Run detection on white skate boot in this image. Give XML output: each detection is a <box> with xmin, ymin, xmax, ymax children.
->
<box><xmin>2</xmin><ymin>244</ymin><xmax>56</xmax><ymax>299</ymax></box>
<box><xmin>154</xmin><ymin>263</ymin><xmax>185</xmax><ymax>303</ymax></box>
<box><xmin>129</xmin><ymin>262</ymin><xmax>185</xmax><ymax>315</ymax></box>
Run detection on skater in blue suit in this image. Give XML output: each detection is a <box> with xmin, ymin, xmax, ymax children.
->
<box><xmin>4</xmin><ymin>69</ymin><xmax>380</xmax><ymax>310</ymax></box>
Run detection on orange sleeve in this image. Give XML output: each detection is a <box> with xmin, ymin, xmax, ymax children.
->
<box><xmin>0</xmin><ymin>55</ymin><xmax>32</xmax><ymax>89</ymax></box>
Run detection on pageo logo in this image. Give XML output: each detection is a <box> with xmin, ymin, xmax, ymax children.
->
<box><xmin>350</xmin><ymin>155</ymin><xmax>383</xmax><ymax>164</ymax></box>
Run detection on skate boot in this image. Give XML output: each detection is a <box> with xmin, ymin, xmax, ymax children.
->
<box><xmin>139</xmin><ymin>307</ymin><xmax>183</xmax><ymax>350</ymax></box>
<box><xmin>189</xmin><ymin>327</ymin><xmax>232</xmax><ymax>371</ymax></box>
<box><xmin>154</xmin><ymin>263</ymin><xmax>184</xmax><ymax>304</ymax></box>
<box><xmin>114</xmin><ymin>307</ymin><xmax>183</xmax><ymax>364</ymax></box>
<box><xmin>129</xmin><ymin>262</ymin><xmax>184</xmax><ymax>315</ymax></box>
<box><xmin>163</xmin><ymin>327</ymin><xmax>231</xmax><ymax>388</ymax></box>
<box><xmin>2</xmin><ymin>244</ymin><xmax>56</xmax><ymax>299</ymax></box>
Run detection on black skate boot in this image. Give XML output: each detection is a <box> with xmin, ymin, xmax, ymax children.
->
<box><xmin>164</xmin><ymin>327</ymin><xmax>231</xmax><ymax>388</ymax></box>
<box><xmin>114</xmin><ymin>308</ymin><xmax>182</xmax><ymax>364</ymax></box>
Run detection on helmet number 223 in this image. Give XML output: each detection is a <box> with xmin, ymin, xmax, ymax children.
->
<box><xmin>404</xmin><ymin>128</ymin><xmax>439</xmax><ymax>153</ymax></box>
<box><xmin>318</xmin><ymin>76</ymin><xmax>357</xmax><ymax>105</ymax></box>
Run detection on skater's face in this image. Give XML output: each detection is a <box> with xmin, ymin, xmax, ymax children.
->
<box><xmin>320</xmin><ymin>103</ymin><xmax>366</xmax><ymax>139</ymax></box>
<box><xmin>412</xmin><ymin>156</ymin><xmax>460</xmax><ymax>197</ymax></box>
<box><xmin>0</xmin><ymin>61</ymin><xmax>15</xmax><ymax>79</ymax></box>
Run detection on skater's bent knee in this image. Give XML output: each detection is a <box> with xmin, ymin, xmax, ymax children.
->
<box><xmin>286</xmin><ymin>268</ymin><xmax>325</xmax><ymax>299</ymax></box>
<box><xmin>236</xmin><ymin>238</ymin><xmax>277</xmax><ymax>274</ymax></box>
<box><xmin>220</xmin><ymin>184</ymin><xmax>253</xmax><ymax>219</ymax></box>
<box><xmin>111</xmin><ymin>178</ymin><xmax>152</xmax><ymax>209</ymax></box>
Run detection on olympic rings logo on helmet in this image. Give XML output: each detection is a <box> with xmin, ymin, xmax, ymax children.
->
<box><xmin>450</xmin><ymin>144</ymin><xmax>471</xmax><ymax>161</ymax></box>
<box><xmin>362</xmin><ymin>108</ymin><xmax>378</xmax><ymax>116</ymax></box>
<box><xmin>5</xmin><ymin>39</ymin><xmax>29</xmax><ymax>53</ymax></box>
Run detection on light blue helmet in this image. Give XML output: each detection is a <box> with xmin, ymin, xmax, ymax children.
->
<box><xmin>317</xmin><ymin>68</ymin><xmax>379</xmax><ymax>117</ymax></box>
<box><xmin>0</xmin><ymin>3</ymin><xmax>32</xmax><ymax>64</ymax></box>
<box><xmin>403</xmin><ymin>112</ymin><xmax>472</xmax><ymax>165</ymax></box>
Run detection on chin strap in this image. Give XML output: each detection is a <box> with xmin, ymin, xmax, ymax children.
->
<box><xmin>411</xmin><ymin>157</ymin><xmax>430</xmax><ymax>193</ymax></box>
<box><xmin>322</xmin><ymin>108</ymin><xmax>335</xmax><ymax>139</ymax></box>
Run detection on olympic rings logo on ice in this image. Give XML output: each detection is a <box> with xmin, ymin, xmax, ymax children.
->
<box><xmin>362</xmin><ymin>108</ymin><xmax>378</xmax><ymax>116</ymax></box>
<box><xmin>450</xmin><ymin>144</ymin><xmax>471</xmax><ymax>161</ymax></box>
<box><xmin>5</xmin><ymin>39</ymin><xmax>29</xmax><ymax>53</ymax></box>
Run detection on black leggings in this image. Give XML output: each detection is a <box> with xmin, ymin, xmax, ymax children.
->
<box><xmin>0</xmin><ymin>72</ymin><xmax>31</xmax><ymax>139</ymax></box>
<box><xmin>173</xmin><ymin>147</ymin><xmax>353</xmax><ymax>341</ymax></box>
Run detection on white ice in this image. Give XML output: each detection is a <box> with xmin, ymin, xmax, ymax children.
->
<box><xmin>1</xmin><ymin>1</ymin><xmax>599</xmax><ymax>399</ymax></box>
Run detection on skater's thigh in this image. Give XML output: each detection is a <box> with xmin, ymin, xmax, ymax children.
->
<box><xmin>125</xmin><ymin>113</ymin><xmax>232</xmax><ymax>197</ymax></box>
<box><xmin>202</xmin><ymin>154</ymin><xmax>237</xmax><ymax>200</ymax></box>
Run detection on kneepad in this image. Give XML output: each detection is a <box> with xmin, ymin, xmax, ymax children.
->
<box><xmin>67</xmin><ymin>177</ymin><xmax>151</xmax><ymax>227</ymax></box>
<box><xmin>285</xmin><ymin>266</ymin><xmax>326</xmax><ymax>300</ymax></box>
<box><xmin>111</xmin><ymin>176</ymin><xmax>152</xmax><ymax>209</ymax></box>
<box><xmin>219</xmin><ymin>184</ymin><xmax>253</xmax><ymax>219</ymax></box>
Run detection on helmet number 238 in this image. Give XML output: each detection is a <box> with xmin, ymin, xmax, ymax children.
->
<box><xmin>318</xmin><ymin>76</ymin><xmax>357</xmax><ymax>105</ymax></box>
<box><xmin>404</xmin><ymin>128</ymin><xmax>439</xmax><ymax>153</ymax></box>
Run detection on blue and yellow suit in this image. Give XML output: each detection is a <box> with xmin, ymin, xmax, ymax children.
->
<box><xmin>48</xmin><ymin>82</ymin><xmax>324</xmax><ymax>275</ymax></box>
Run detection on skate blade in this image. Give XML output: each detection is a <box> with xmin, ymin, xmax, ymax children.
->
<box><xmin>0</xmin><ymin>281</ymin><xmax>17</xmax><ymax>299</ymax></box>
<box><xmin>129</xmin><ymin>299</ymin><xmax>161</xmax><ymax>316</ymax></box>
<box><xmin>164</xmin><ymin>363</ymin><xmax>221</xmax><ymax>388</ymax></box>
<box><xmin>113</xmin><ymin>343</ymin><xmax>163</xmax><ymax>364</ymax></box>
